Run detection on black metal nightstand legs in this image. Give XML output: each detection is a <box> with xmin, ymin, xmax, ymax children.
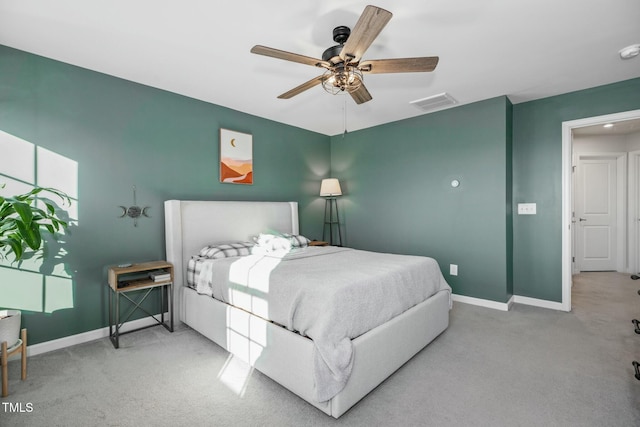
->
<box><xmin>108</xmin><ymin>282</ymin><xmax>173</xmax><ymax>349</ymax></box>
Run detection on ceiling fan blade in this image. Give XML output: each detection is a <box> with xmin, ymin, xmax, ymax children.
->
<box><xmin>251</xmin><ymin>45</ymin><xmax>330</xmax><ymax>69</ymax></box>
<box><xmin>277</xmin><ymin>75</ymin><xmax>325</xmax><ymax>99</ymax></box>
<box><xmin>359</xmin><ymin>57</ymin><xmax>439</xmax><ymax>74</ymax></box>
<box><xmin>340</xmin><ymin>5</ymin><xmax>392</xmax><ymax>63</ymax></box>
<box><xmin>349</xmin><ymin>83</ymin><xmax>373</xmax><ymax>105</ymax></box>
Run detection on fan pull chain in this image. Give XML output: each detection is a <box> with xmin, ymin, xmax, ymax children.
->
<box><xmin>343</xmin><ymin>96</ymin><xmax>348</xmax><ymax>138</ymax></box>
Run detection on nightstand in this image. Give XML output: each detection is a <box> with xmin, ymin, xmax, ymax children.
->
<box><xmin>309</xmin><ymin>240</ymin><xmax>329</xmax><ymax>246</ymax></box>
<box><xmin>107</xmin><ymin>261</ymin><xmax>174</xmax><ymax>348</ymax></box>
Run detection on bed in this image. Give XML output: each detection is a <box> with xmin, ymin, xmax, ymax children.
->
<box><xmin>164</xmin><ymin>200</ymin><xmax>451</xmax><ymax>418</ymax></box>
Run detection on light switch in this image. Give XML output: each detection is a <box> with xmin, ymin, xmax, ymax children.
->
<box><xmin>517</xmin><ymin>203</ymin><xmax>537</xmax><ymax>215</ymax></box>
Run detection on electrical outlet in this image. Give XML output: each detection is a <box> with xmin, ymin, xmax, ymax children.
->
<box><xmin>517</xmin><ymin>203</ymin><xmax>537</xmax><ymax>215</ymax></box>
<box><xmin>450</xmin><ymin>264</ymin><xmax>458</xmax><ymax>276</ymax></box>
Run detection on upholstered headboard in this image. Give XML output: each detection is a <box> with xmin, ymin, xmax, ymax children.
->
<box><xmin>164</xmin><ymin>200</ymin><xmax>299</xmax><ymax>322</ymax></box>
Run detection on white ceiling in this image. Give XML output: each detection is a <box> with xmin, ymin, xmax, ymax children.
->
<box><xmin>1</xmin><ymin>0</ymin><xmax>639</xmax><ymax>136</ymax></box>
<box><xmin>573</xmin><ymin>118</ymin><xmax>640</xmax><ymax>136</ymax></box>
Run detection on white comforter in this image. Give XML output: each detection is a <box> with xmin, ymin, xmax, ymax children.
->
<box><xmin>196</xmin><ymin>246</ymin><xmax>451</xmax><ymax>402</ymax></box>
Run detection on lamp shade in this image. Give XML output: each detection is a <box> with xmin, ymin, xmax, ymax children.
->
<box><xmin>320</xmin><ymin>178</ymin><xmax>342</xmax><ymax>196</ymax></box>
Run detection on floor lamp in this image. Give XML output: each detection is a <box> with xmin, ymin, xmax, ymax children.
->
<box><xmin>320</xmin><ymin>178</ymin><xmax>342</xmax><ymax>246</ymax></box>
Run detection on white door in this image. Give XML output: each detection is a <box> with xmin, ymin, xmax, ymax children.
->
<box><xmin>575</xmin><ymin>156</ymin><xmax>617</xmax><ymax>271</ymax></box>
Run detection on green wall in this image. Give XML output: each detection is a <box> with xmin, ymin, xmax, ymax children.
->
<box><xmin>0</xmin><ymin>45</ymin><xmax>330</xmax><ymax>345</ymax></box>
<box><xmin>512</xmin><ymin>78</ymin><xmax>640</xmax><ymax>301</ymax></box>
<box><xmin>2</xmin><ymin>41</ymin><xmax>638</xmax><ymax>346</ymax></box>
<box><xmin>330</xmin><ymin>96</ymin><xmax>514</xmax><ymax>303</ymax></box>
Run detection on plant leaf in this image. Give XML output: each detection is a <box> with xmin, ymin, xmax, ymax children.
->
<box><xmin>4</xmin><ymin>235</ymin><xmax>24</xmax><ymax>260</ymax></box>
<box><xmin>44</xmin><ymin>201</ymin><xmax>56</xmax><ymax>215</ymax></box>
<box><xmin>0</xmin><ymin>218</ymin><xmax>17</xmax><ymax>234</ymax></box>
<box><xmin>16</xmin><ymin>220</ymin><xmax>41</xmax><ymax>250</ymax></box>
<box><xmin>12</xmin><ymin>201</ymin><xmax>34</xmax><ymax>226</ymax></box>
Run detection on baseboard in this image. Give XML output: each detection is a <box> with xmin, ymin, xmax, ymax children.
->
<box><xmin>512</xmin><ymin>295</ymin><xmax>565</xmax><ymax>311</ymax></box>
<box><xmin>452</xmin><ymin>293</ymin><xmax>565</xmax><ymax>312</ymax></box>
<box><xmin>23</xmin><ymin>313</ymin><xmax>170</xmax><ymax>358</ymax></box>
<box><xmin>451</xmin><ymin>294</ymin><xmax>512</xmax><ymax>311</ymax></box>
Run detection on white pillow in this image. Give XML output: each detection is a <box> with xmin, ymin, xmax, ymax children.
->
<box><xmin>252</xmin><ymin>233</ymin><xmax>292</xmax><ymax>252</ymax></box>
<box><xmin>251</xmin><ymin>233</ymin><xmax>311</xmax><ymax>253</ymax></box>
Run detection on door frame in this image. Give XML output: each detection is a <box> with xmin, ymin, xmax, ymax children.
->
<box><xmin>562</xmin><ymin>109</ymin><xmax>640</xmax><ymax>311</ymax></box>
<box><xmin>630</xmin><ymin>150</ymin><xmax>640</xmax><ymax>275</ymax></box>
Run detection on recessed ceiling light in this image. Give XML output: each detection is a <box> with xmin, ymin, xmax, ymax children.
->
<box><xmin>619</xmin><ymin>44</ymin><xmax>640</xmax><ymax>59</ymax></box>
<box><xmin>603</xmin><ymin>123</ymin><xmax>614</xmax><ymax>128</ymax></box>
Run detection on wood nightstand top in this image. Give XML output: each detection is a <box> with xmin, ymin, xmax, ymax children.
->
<box><xmin>107</xmin><ymin>260</ymin><xmax>173</xmax><ymax>291</ymax></box>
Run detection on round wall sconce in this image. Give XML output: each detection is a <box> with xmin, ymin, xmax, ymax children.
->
<box><xmin>451</xmin><ymin>179</ymin><xmax>460</xmax><ymax>188</ymax></box>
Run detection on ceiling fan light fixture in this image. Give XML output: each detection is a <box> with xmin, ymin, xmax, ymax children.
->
<box><xmin>251</xmin><ymin>6</ymin><xmax>438</xmax><ymax>104</ymax></box>
<box><xmin>322</xmin><ymin>66</ymin><xmax>363</xmax><ymax>95</ymax></box>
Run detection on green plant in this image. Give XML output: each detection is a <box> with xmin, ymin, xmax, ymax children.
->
<box><xmin>0</xmin><ymin>185</ymin><xmax>71</xmax><ymax>261</ymax></box>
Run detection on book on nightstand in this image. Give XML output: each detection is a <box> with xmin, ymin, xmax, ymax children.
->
<box><xmin>148</xmin><ymin>269</ymin><xmax>171</xmax><ymax>282</ymax></box>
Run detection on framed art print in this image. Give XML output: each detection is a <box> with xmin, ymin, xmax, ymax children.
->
<box><xmin>219</xmin><ymin>128</ymin><xmax>253</xmax><ymax>184</ymax></box>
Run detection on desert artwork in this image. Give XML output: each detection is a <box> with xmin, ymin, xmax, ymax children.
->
<box><xmin>220</xmin><ymin>129</ymin><xmax>253</xmax><ymax>184</ymax></box>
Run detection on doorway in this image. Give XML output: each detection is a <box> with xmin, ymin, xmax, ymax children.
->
<box><xmin>561</xmin><ymin>109</ymin><xmax>640</xmax><ymax>311</ymax></box>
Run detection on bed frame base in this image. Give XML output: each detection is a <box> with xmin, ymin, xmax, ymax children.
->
<box><xmin>183</xmin><ymin>286</ymin><xmax>449</xmax><ymax>418</ymax></box>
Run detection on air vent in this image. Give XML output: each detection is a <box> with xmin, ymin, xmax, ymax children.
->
<box><xmin>410</xmin><ymin>93</ymin><xmax>457</xmax><ymax>112</ymax></box>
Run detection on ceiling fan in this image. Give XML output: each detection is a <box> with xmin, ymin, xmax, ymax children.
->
<box><xmin>250</xmin><ymin>5</ymin><xmax>439</xmax><ymax>105</ymax></box>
